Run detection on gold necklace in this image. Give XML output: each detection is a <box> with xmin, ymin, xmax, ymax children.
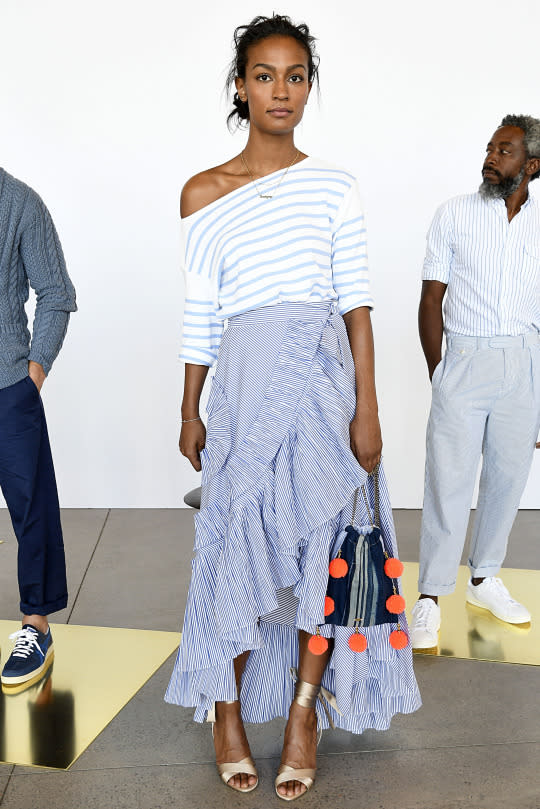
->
<box><xmin>241</xmin><ymin>149</ymin><xmax>300</xmax><ymax>199</ymax></box>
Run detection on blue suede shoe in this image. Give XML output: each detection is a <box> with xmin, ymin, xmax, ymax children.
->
<box><xmin>1</xmin><ymin>625</ymin><xmax>54</xmax><ymax>686</ymax></box>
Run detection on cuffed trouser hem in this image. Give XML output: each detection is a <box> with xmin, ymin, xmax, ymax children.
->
<box><xmin>19</xmin><ymin>593</ymin><xmax>68</xmax><ymax>616</ymax></box>
<box><xmin>468</xmin><ymin>562</ymin><xmax>501</xmax><ymax>579</ymax></box>
<box><xmin>417</xmin><ymin>579</ymin><xmax>457</xmax><ymax>597</ymax></box>
<box><xmin>1</xmin><ymin>377</ymin><xmax>67</xmax><ymax>619</ymax></box>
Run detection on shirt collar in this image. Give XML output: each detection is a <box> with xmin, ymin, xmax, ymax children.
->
<box><xmin>479</xmin><ymin>191</ymin><xmax>533</xmax><ymax>216</ymax></box>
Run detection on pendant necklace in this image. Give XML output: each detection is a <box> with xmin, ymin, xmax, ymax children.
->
<box><xmin>241</xmin><ymin>149</ymin><xmax>300</xmax><ymax>199</ymax></box>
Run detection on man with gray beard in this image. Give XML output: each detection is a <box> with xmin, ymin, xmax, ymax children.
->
<box><xmin>410</xmin><ymin>115</ymin><xmax>540</xmax><ymax>649</ymax></box>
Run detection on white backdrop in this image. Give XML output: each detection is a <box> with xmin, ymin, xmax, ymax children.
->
<box><xmin>0</xmin><ymin>0</ymin><xmax>538</xmax><ymax>507</ymax></box>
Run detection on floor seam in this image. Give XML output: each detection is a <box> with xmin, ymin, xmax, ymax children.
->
<box><xmin>65</xmin><ymin>509</ymin><xmax>111</xmax><ymax>624</ymax></box>
<box><xmin>0</xmin><ymin>765</ymin><xmax>15</xmax><ymax>804</ymax></box>
<box><xmin>322</xmin><ymin>738</ymin><xmax>540</xmax><ymax>755</ymax></box>
<box><xmin>9</xmin><ymin>739</ymin><xmax>540</xmax><ymax>775</ymax></box>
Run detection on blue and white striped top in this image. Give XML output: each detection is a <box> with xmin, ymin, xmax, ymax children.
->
<box><xmin>180</xmin><ymin>157</ymin><xmax>373</xmax><ymax>366</ymax></box>
<box><xmin>423</xmin><ymin>192</ymin><xmax>540</xmax><ymax>336</ymax></box>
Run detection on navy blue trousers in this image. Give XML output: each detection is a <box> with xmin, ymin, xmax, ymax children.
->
<box><xmin>0</xmin><ymin>376</ymin><xmax>67</xmax><ymax>615</ymax></box>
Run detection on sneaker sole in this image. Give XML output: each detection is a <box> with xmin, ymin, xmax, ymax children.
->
<box><xmin>0</xmin><ymin>644</ymin><xmax>54</xmax><ymax>685</ymax></box>
<box><xmin>465</xmin><ymin>594</ymin><xmax>531</xmax><ymax>625</ymax></box>
<box><xmin>412</xmin><ymin>630</ymin><xmax>440</xmax><ymax>652</ymax></box>
<box><xmin>1</xmin><ymin>664</ymin><xmax>54</xmax><ymax>695</ymax></box>
<box><xmin>411</xmin><ymin>617</ymin><xmax>441</xmax><ymax>651</ymax></box>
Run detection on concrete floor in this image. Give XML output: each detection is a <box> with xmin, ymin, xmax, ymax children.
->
<box><xmin>0</xmin><ymin>509</ymin><xmax>539</xmax><ymax>809</ymax></box>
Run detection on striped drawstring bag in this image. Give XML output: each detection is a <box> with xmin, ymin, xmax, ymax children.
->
<box><xmin>320</xmin><ymin>465</ymin><xmax>408</xmax><ymax>652</ymax></box>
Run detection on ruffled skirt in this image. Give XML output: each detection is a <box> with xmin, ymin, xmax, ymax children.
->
<box><xmin>165</xmin><ymin>302</ymin><xmax>421</xmax><ymax>731</ymax></box>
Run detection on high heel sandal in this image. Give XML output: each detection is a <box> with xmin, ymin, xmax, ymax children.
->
<box><xmin>207</xmin><ymin>700</ymin><xmax>259</xmax><ymax>794</ymax></box>
<box><xmin>275</xmin><ymin>678</ymin><xmax>323</xmax><ymax>801</ymax></box>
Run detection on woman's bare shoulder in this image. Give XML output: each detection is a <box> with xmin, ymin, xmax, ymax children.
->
<box><xmin>180</xmin><ymin>158</ymin><xmax>244</xmax><ymax>218</ymax></box>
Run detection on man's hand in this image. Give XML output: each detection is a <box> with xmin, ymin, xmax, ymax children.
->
<box><xmin>429</xmin><ymin>359</ymin><xmax>442</xmax><ymax>383</ymax></box>
<box><xmin>28</xmin><ymin>361</ymin><xmax>46</xmax><ymax>392</ymax></box>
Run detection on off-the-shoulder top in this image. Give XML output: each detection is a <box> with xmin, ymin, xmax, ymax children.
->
<box><xmin>180</xmin><ymin>157</ymin><xmax>373</xmax><ymax>366</ymax></box>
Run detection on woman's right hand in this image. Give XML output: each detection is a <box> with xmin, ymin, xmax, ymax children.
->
<box><xmin>179</xmin><ymin>420</ymin><xmax>207</xmax><ymax>471</ymax></box>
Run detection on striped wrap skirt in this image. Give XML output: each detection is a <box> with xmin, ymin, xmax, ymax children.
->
<box><xmin>165</xmin><ymin>301</ymin><xmax>421</xmax><ymax>732</ymax></box>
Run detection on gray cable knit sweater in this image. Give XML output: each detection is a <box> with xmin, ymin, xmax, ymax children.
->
<box><xmin>0</xmin><ymin>168</ymin><xmax>76</xmax><ymax>389</ymax></box>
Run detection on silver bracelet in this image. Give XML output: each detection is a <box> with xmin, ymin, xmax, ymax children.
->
<box><xmin>181</xmin><ymin>416</ymin><xmax>202</xmax><ymax>424</ymax></box>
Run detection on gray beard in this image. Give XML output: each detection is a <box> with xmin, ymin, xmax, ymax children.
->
<box><xmin>479</xmin><ymin>166</ymin><xmax>526</xmax><ymax>200</ymax></box>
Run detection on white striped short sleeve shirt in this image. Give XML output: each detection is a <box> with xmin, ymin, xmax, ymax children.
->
<box><xmin>180</xmin><ymin>157</ymin><xmax>373</xmax><ymax>366</ymax></box>
<box><xmin>422</xmin><ymin>192</ymin><xmax>540</xmax><ymax>336</ymax></box>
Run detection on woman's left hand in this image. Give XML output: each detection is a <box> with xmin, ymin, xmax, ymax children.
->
<box><xmin>349</xmin><ymin>408</ymin><xmax>382</xmax><ymax>473</ymax></box>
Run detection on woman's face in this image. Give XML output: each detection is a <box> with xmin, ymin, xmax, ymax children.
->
<box><xmin>235</xmin><ymin>35</ymin><xmax>312</xmax><ymax>136</ymax></box>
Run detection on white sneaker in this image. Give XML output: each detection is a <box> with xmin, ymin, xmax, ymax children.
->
<box><xmin>466</xmin><ymin>577</ymin><xmax>531</xmax><ymax>624</ymax></box>
<box><xmin>410</xmin><ymin>599</ymin><xmax>441</xmax><ymax>649</ymax></box>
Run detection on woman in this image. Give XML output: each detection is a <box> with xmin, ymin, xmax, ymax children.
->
<box><xmin>165</xmin><ymin>14</ymin><xmax>421</xmax><ymax>801</ymax></box>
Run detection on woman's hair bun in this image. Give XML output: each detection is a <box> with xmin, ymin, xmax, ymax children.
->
<box><xmin>231</xmin><ymin>92</ymin><xmax>250</xmax><ymax>123</ymax></box>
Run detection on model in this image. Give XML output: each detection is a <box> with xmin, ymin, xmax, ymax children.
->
<box><xmin>165</xmin><ymin>14</ymin><xmax>421</xmax><ymax>800</ymax></box>
<box><xmin>0</xmin><ymin>168</ymin><xmax>76</xmax><ymax>688</ymax></box>
<box><xmin>411</xmin><ymin>114</ymin><xmax>540</xmax><ymax>649</ymax></box>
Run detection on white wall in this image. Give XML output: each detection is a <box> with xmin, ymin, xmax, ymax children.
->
<box><xmin>0</xmin><ymin>0</ymin><xmax>538</xmax><ymax>507</ymax></box>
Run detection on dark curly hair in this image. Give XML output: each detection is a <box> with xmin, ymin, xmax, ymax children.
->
<box><xmin>225</xmin><ymin>14</ymin><xmax>319</xmax><ymax>130</ymax></box>
<box><xmin>500</xmin><ymin>114</ymin><xmax>540</xmax><ymax>181</ymax></box>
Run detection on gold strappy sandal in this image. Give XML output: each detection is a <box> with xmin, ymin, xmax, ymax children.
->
<box><xmin>275</xmin><ymin>678</ymin><xmax>322</xmax><ymax>801</ymax></box>
<box><xmin>208</xmin><ymin>700</ymin><xmax>259</xmax><ymax>794</ymax></box>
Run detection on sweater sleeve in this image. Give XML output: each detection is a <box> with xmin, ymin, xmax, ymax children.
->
<box><xmin>331</xmin><ymin>181</ymin><xmax>374</xmax><ymax>314</ymax></box>
<box><xmin>20</xmin><ymin>194</ymin><xmax>77</xmax><ymax>375</ymax></box>
<box><xmin>178</xmin><ymin>220</ymin><xmax>224</xmax><ymax>366</ymax></box>
<box><xmin>422</xmin><ymin>201</ymin><xmax>453</xmax><ymax>283</ymax></box>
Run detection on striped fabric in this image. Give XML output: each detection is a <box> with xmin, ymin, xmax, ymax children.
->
<box><xmin>420</xmin><ymin>331</ymin><xmax>540</xmax><ymax>595</ymax></box>
<box><xmin>423</xmin><ymin>192</ymin><xmax>540</xmax><ymax>336</ymax></box>
<box><xmin>165</xmin><ymin>302</ymin><xmax>421</xmax><ymax>731</ymax></box>
<box><xmin>180</xmin><ymin>157</ymin><xmax>373</xmax><ymax>366</ymax></box>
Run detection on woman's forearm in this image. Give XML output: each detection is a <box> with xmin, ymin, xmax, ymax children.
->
<box><xmin>343</xmin><ymin>306</ymin><xmax>378</xmax><ymax>413</ymax></box>
<box><xmin>343</xmin><ymin>306</ymin><xmax>382</xmax><ymax>472</ymax></box>
<box><xmin>182</xmin><ymin>363</ymin><xmax>210</xmax><ymax>418</ymax></box>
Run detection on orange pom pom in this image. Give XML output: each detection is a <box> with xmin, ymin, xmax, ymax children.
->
<box><xmin>324</xmin><ymin>596</ymin><xmax>335</xmax><ymax>617</ymax></box>
<box><xmin>386</xmin><ymin>594</ymin><xmax>406</xmax><ymax>614</ymax></box>
<box><xmin>389</xmin><ymin>629</ymin><xmax>409</xmax><ymax>649</ymax></box>
<box><xmin>329</xmin><ymin>557</ymin><xmax>348</xmax><ymax>578</ymax></box>
<box><xmin>384</xmin><ymin>557</ymin><xmax>404</xmax><ymax>578</ymax></box>
<box><xmin>308</xmin><ymin>633</ymin><xmax>329</xmax><ymax>655</ymax></box>
<box><xmin>348</xmin><ymin>632</ymin><xmax>367</xmax><ymax>653</ymax></box>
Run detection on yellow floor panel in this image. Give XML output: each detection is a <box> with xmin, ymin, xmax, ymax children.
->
<box><xmin>0</xmin><ymin>622</ymin><xmax>180</xmax><ymax>769</ymax></box>
<box><xmin>401</xmin><ymin>562</ymin><xmax>539</xmax><ymax>665</ymax></box>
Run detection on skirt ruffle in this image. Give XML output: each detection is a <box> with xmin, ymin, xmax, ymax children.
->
<box><xmin>165</xmin><ymin>302</ymin><xmax>421</xmax><ymax>732</ymax></box>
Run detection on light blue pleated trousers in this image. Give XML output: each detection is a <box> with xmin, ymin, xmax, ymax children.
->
<box><xmin>419</xmin><ymin>331</ymin><xmax>540</xmax><ymax>596</ymax></box>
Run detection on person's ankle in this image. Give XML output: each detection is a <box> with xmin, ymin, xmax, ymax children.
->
<box><xmin>419</xmin><ymin>594</ymin><xmax>438</xmax><ymax>605</ymax></box>
<box><xmin>215</xmin><ymin>700</ymin><xmax>241</xmax><ymax>721</ymax></box>
<box><xmin>22</xmin><ymin>615</ymin><xmax>49</xmax><ymax>634</ymax></box>
<box><xmin>288</xmin><ymin>701</ymin><xmax>317</xmax><ymax>728</ymax></box>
